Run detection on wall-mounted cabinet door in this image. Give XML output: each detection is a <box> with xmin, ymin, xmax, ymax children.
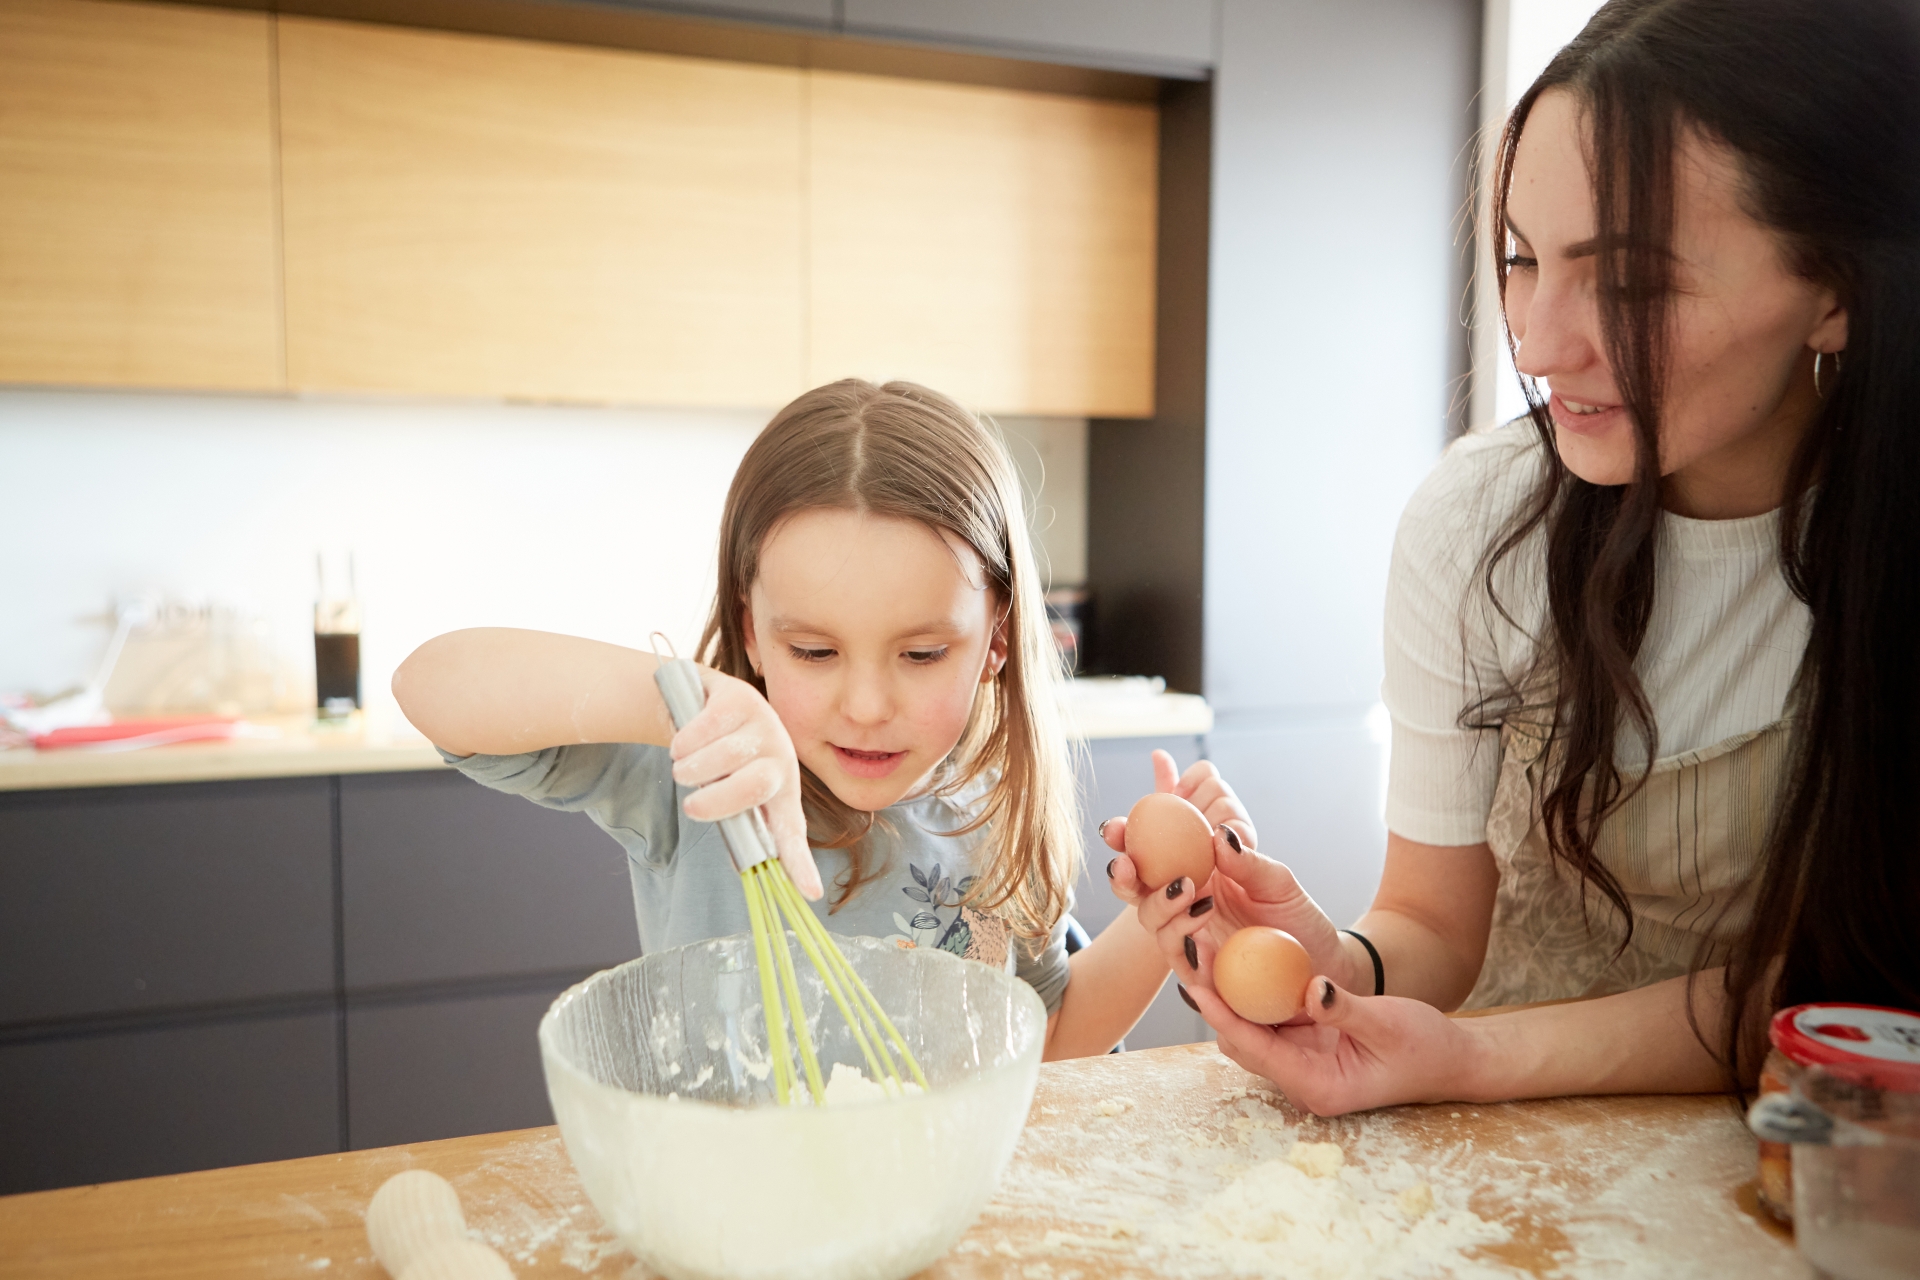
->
<box><xmin>0</xmin><ymin>0</ymin><xmax>282</xmax><ymax>391</ymax></box>
<box><xmin>277</xmin><ymin>17</ymin><xmax>807</xmax><ymax>409</ymax></box>
<box><xmin>807</xmin><ymin>71</ymin><xmax>1158</xmax><ymax>418</ymax></box>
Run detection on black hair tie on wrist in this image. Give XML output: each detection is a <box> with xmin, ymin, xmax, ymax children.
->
<box><xmin>1340</xmin><ymin>928</ymin><xmax>1385</xmax><ymax>996</ymax></box>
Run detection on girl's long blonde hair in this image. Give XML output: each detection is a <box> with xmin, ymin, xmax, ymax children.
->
<box><xmin>697</xmin><ymin>378</ymin><xmax>1080</xmax><ymax>939</ymax></box>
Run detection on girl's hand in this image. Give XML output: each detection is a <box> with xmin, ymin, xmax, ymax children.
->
<box><xmin>665</xmin><ymin>668</ymin><xmax>823</xmax><ymax>900</ymax></box>
<box><xmin>1187</xmin><ymin>977</ymin><xmax>1481</xmax><ymax>1116</ymax></box>
<box><xmin>1101</xmin><ymin>751</ymin><xmax>1356</xmax><ymax>995</ymax></box>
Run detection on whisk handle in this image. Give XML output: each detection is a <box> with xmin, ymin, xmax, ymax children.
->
<box><xmin>652</xmin><ymin>656</ymin><xmax>777</xmax><ymax>875</ymax></box>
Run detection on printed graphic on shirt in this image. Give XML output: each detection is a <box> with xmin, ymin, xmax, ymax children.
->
<box><xmin>885</xmin><ymin>859</ymin><xmax>1011</xmax><ymax>970</ymax></box>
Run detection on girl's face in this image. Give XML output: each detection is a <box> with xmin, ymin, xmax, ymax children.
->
<box><xmin>742</xmin><ymin>507</ymin><xmax>1008</xmax><ymax>812</ymax></box>
<box><xmin>1503</xmin><ymin>89</ymin><xmax>1848</xmax><ymax>517</ymax></box>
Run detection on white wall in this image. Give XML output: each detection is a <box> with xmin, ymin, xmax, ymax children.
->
<box><xmin>0</xmin><ymin>389</ymin><xmax>762</xmax><ymax>723</ymax></box>
<box><xmin>0</xmin><ymin>391</ymin><xmax>1092</xmax><ymax>725</ymax></box>
<box><xmin>996</xmin><ymin>415</ymin><xmax>1088</xmax><ymax>588</ymax></box>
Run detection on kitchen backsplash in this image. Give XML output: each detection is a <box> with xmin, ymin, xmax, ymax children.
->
<box><xmin>0</xmin><ymin>389</ymin><xmax>1086</xmax><ymax>726</ymax></box>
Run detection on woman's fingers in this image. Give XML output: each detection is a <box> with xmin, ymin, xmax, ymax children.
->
<box><xmin>1150</xmin><ymin>748</ymin><xmax>1182</xmax><ymax>793</ymax></box>
<box><xmin>1140</xmin><ymin>875</ymin><xmax>1217</xmax><ymax>977</ymax></box>
<box><xmin>1099</xmin><ymin>815</ymin><xmax>1128</xmax><ymax>853</ymax></box>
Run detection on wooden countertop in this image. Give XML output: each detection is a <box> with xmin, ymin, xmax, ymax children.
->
<box><xmin>0</xmin><ymin>693</ymin><xmax>1213</xmax><ymax>793</ymax></box>
<box><xmin>0</xmin><ymin>714</ymin><xmax>446</xmax><ymax>792</ymax></box>
<box><xmin>0</xmin><ymin>1043</ymin><xmax>1804</xmax><ymax>1279</ymax></box>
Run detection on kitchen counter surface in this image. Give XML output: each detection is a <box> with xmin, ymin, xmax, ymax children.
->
<box><xmin>0</xmin><ymin>1042</ymin><xmax>1803</xmax><ymax>1279</ymax></box>
<box><xmin>0</xmin><ymin>691</ymin><xmax>1212</xmax><ymax>793</ymax></box>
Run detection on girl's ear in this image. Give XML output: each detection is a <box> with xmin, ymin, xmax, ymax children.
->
<box><xmin>981</xmin><ymin>604</ymin><xmax>1010</xmax><ymax>684</ymax></box>
<box><xmin>741</xmin><ymin>599</ymin><xmax>763</xmax><ymax>677</ymax></box>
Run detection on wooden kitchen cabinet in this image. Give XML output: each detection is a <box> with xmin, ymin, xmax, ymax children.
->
<box><xmin>276</xmin><ymin>16</ymin><xmax>808</xmax><ymax>408</ymax></box>
<box><xmin>807</xmin><ymin>70</ymin><xmax>1158</xmax><ymax>417</ymax></box>
<box><xmin>0</xmin><ymin>0</ymin><xmax>282</xmax><ymax>392</ymax></box>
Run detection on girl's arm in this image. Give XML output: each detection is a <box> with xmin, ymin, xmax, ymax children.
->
<box><xmin>1185</xmin><ymin>967</ymin><xmax>1732</xmax><ymax>1116</ymax></box>
<box><xmin>392</xmin><ymin>628</ymin><xmax>674</xmax><ymax>757</ymax></box>
<box><xmin>392</xmin><ymin>627</ymin><xmax>822</xmax><ymax>898</ymax></box>
<box><xmin>1042</xmin><ymin>908</ymin><xmax>1170</xmax><ymax>1060</ymax></box>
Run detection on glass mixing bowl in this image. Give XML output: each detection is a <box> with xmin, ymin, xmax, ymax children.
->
<box><xmin>538</xmin><ymin>934</ymin><xmax>1047</xmax><ymax>1280</ymax></box>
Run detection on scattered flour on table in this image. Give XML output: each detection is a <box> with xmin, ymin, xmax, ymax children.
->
<box><xmin>971</xmin><ymin>1051</ymin><xmax>1791</xmax><ymax>1280</ymax></box>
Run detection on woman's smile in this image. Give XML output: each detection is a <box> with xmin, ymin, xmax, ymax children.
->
<box><xmin>1547</xmin><ymin>390</ymin><xmax>1626</xmax><ymax>437</ymax></box>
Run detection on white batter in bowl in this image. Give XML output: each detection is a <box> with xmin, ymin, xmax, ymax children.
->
<box><xmin>538</xmin><ymin>934</ymin><xmax>1046</xmax><ymax>1280</ymax></box>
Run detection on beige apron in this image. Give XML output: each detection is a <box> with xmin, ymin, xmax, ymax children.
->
<box><xmin>1462</xmin><ymin>713</ymin><xmax>1794</xmax><ymax>1010</ymax></box>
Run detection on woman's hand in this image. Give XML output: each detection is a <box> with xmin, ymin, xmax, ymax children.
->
<box><xmin>666</xmin><ymin>668</ymin><xmax>823</xmax><ymax>900</ymax></box>
<box><xmin>1101</xmin><ymin>751</ymin><xmax>1362</xmax><ymax>996</ymax></box>
<box><xmin>1187</xmin><ymin>977</ymin><xmax>1482</xmax><ymax>1116</ymax></box>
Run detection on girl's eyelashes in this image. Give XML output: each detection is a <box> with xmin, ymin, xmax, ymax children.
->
<box><xmin>786</xmin><ymin>645</ymin><xmax>836</xmax><ymax>663</ymax></box>
<box><xmin>904</xmin><ymin>647</ymin><xmax>950</xmax><ymax>665</ymax></box>
<box><xmin>1504</xmin><ymin>252</ymin><xmax>1539</xmax><ymax>270</ymax></box>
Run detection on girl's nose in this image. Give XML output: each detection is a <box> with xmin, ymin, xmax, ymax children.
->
<box><xmin>840</xmin><ymin>666</ymin><xmax>894</xmax><ymax>725</ymax></box>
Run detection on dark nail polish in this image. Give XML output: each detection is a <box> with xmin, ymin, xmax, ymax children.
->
<box><xmin>1105</xmin><ymin>858</ymin><xmax>1118</xmax><ymax>881</ymax></box>
<box><xmin>1177</xmin><ymin>984</ymin><xmax>1199</xmax><ymax>1012</ymax></box>
<box><xmin>1188</xmin><ymin>895</ymin><xmax>1214</xmax><ymax>918</ymax></box>
<box><xmin>1098</xmin><ymin>818</ymin><xmax>1115</xmax><ymax>838</ymax></box>
<box><xmin>1220</xmin><ymin>825</ymin><xmax>1244</xmax><ymax>854</ymax></box>
<box><xmin>1320</xmin><ymin>978</ymin><xmax>1337</xmax><ymax>1009</ymax></box>
<box><xmin>1184</xmin><ymin>935</ymin><xmax>1199</xmax><ymax>970</ymax></box>
<box><xmin>1166</xmin><ymin>878</ymin><xmax>1185</xmax><ymax>900</ymax></box>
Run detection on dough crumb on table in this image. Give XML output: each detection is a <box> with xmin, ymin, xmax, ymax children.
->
<box><xmin>1287</xmin><ymin>1141</ymin><xmax>1347</xmax><ymax>1178</ymax></box>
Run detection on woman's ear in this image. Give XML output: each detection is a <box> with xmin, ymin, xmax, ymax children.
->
<box><xmin>1809</xmin><ymin>290</ymin><xmax>1849</xmax><ymax>355</ymax></box>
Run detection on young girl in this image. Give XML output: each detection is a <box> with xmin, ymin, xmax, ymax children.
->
<box><xmin>394</xmin><ymin>378</ymin><xmax>1237</xmax><ymax>1059</ymax></box>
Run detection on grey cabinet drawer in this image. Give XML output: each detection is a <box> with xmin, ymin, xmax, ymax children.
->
<box><xmin>0</xmin><ymin>779</ymin><xmax>335</xmax><ymax>1028</ymax></box>
<box><xmin>0</xmin><ymin>1010</ymin><xmax>341</xmax><ymax>1195</ymax></box>
<box><xmin>340</xmin><ymin>771</ymin><xmax>640</xmax><ymax>991</ymax></box>
<box><xmin>842</xmin><ymin>0</ymin><xmax>1217</xmax><ymax>74</ymax></box>
<box><xmin>346</xmin><ymin>981</ymin><xmax>567</xmax><ymax>1149</ymax></box>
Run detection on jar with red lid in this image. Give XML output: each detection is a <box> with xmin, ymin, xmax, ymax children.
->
<box><xmin>1751</xmin><ymin>1003</ymin><xmax>1920</xmax><ymax>1226</ymax></box>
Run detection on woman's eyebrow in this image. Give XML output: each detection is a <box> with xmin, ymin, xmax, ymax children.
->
<box><xmin>1505</xmin><ymin>213</ymin><xmax>1599</xmax><ymax>260</ymax></box>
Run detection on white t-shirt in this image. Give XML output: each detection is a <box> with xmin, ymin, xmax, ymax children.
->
<box><xmin>1381</xmin><ymin>420</ymin><xmax>1812</xmax><ymax>847</ymax></box>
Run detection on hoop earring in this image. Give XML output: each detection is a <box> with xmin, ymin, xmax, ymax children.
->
<box><xmin>1814</xmin><ymin>349</ymin><xmax>1845</xmax><ymax>399</ymax></box>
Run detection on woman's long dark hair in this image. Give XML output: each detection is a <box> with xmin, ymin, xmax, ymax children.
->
<box><xmin>1483</xmin><ymin>0</ymin><xmax>1920</xmax><ymax>1078</ymax></box>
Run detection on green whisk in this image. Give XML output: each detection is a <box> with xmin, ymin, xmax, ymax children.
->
<box><xmin>652</xmin><ymin>638</ymin><xmax>929</xmax><ymax>1106</ymax></box>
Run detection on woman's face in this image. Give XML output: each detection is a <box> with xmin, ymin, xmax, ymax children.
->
<box><xmin>742</xmin><ymin>508</ymin><xmax>1006</xmax><ymax>813</ymax></box>
<box><xmin>1503</xmin><ymin>89</ymin><xmax>1848</xmax><ymax>517</ymax></box>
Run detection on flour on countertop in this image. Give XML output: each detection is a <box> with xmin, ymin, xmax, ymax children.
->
<box><xmin>975</xmin><ymin>1050</ymin><xmax>1794</xmax><ymax>1280</ymax></box>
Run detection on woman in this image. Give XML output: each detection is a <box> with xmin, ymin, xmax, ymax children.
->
<box><xmin>1105</xmin><ymin>0</ymin><xmax>1920</xmax><ymax>1115</ymax></box>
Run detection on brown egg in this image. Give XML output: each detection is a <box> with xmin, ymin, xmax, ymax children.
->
<box><xmin>1213</xmin><ymin>927</ymin><xmax>1315</xmax><ymax>1025</ymax></box>
<box><xmin>1124</xmin><ymin>792</ymin><xmax>1215</xmax><ymax>890</ymax></box>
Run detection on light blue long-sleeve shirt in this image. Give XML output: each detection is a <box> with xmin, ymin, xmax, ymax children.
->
<box><xmin>444</xmin><ymin>742</ymin><xmax>1072</xmax><ymax>1013</ymax></box>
